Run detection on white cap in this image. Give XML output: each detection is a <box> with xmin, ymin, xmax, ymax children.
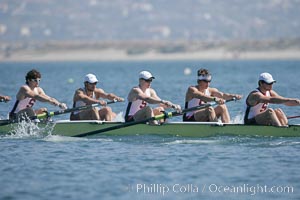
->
<box><xmin>84</xmin><ymin>73</ymin><xmax>98</xmax><ymax>83</ymax></box>
<box><xmin>139</xmin><ymin>71</ymin><xmax>155</xmax><ymax>80</ymax></box>
<box><xmin>259</xmin><ymin>72</ymin><xmax>276</xmax><ymax>84</ymax></box>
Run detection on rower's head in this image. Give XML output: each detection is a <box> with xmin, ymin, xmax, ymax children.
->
<box><xmin>84</xmin><ymin>73</ymin><xmax>98</xmax><ymax>90</ymax></box>
<box><xmin>258</xmin><ymin>72</ymin><xmax>276</xmax><ymax>87</ymax></box>
<box><xmin>26</xmin><ymin>69</ymin><xmax>41</xmax><ymax>85</ymax></box>
<box><xmin>197</xmin><ymin>68</ymin><xmax>212</xmax><ymax>84</ymax></box>
<box><xmin>139</xmin><ymin>71</ymin><xmax>155</xmax><ymax>86</ymax></box>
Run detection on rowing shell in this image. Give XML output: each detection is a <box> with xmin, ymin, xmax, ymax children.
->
<box><xmin>1</xmin><ymin>120</ymin><xmax>300</xmax><ymax>137</ymax></box>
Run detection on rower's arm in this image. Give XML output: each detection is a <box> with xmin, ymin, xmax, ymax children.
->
<box><xmin>97</xmin><ymin>89</ymin><xmax>124</xmax><ymax>102</ymax></box>
<box><xmin>76</xmin><ymin>89</ymin><xmax>106</xmax><ymax>106</ymax></box>
<box><xmin>134</xmin><ymin>88</ymin><xmax>162</xmax><ymax>104</ymax></box>
<box><xmin>270</xmin><ymin>91</ymin><xmax>300</xmax><ymax>106</ymax></box>
<box><xmin>250</xmin><ymin>91</ymin><xmax>295</xmax><ymax>106</ymax></box>
<box><xmin>187</xmin><ymin>86</ymin><xmax>214</xmax><ymax>102</ymax></box>
<box><xmin>210</xmin><ymin>88</ymin><xmax>242</xmax><ymax>101</ymax></box>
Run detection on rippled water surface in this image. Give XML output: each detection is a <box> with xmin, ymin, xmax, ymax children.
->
<box><xmin>0</xmin><ymin>60</ymin><xmax>300</xmax><ymax>199</ymax></box>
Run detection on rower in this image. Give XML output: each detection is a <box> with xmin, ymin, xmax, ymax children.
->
<box><xmin>183</xmin><ymin>68</ymin><xmax>242</xmax><ymax>123</ymax></box>
<box><xmin>244</xmin><ymin>72</ymin><xmax>300</xmax><ymax>126</ymax></box>
<box><xmin>125</xmin><ymin>70</ymin><xmax>181</xmax><ymax>125</ymax></box>
<box><xmin>70</xmin><ymin>73</ymin><xmax>124</xmax><ymax>121</ymax></box>
<box><xmin>9</xmin><ymin>69</ymin><xmax>67</xmax><ymax>122</ymax></box>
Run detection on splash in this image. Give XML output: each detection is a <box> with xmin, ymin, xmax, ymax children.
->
<box><xmin>5</xmin><ymin>120</ymin><xmax>55</xmax><ymax>139</ymax></box>
<box><xmin>165</xmin><ymin>139</ymin><xmax>220</xmax><ymax>145</ymax></box>
<box><xmin>43</xmin><ymin>135</ymin><xmax>113</xmax><ymax>142</ymax></box>
<box><xmin>113</xmin><ymin>112</ymin><xmax>125</xmax><ymax>122</ymax></box>
<box><xmin>231</xmin><ymin>113</ymin><xmax>244</xmax><ymax>124</ymax></box>
<box><xmin>7</xmin><ymin>120</ymin><xmax>42</xmax><ymax>138</ymax></box>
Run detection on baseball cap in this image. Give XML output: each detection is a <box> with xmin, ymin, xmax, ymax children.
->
<box><xmin>84</xmin><ymin>73</ymin><xmax>98</xmax><ymax>83</ymax></box>
<box><xmin>139</xmin><ymin>71</ymin><xmax>155</xmax><ymax>80</ymax></box>
<box><xmin>259</xmin><ymin>72</ymin><xmax>276</xmax><ymax>84</ymax></box>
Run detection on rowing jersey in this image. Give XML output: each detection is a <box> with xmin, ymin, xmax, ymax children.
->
<box><xmin>72</xmin><ymin>88</ymin><xmax>96</xmax><ymax>115</ymax></box>
<box><xmin>10</xmin><ymin>85</ymin><xmax>38</xmax><ymax>115</ymax></box>
<box><xmin>184</xmin><ymin>88</ymin><xmax>211</xmax><ymax>118</ymax></box>
<box><xmin>244</xmin><ymin>88</ymin><xmax>270</xmax><ymax>123</ymax></box>
<box><xmin>125</xmin><ymin>87</ymin><xmax>151</xmax><ymax>121</ymax></box>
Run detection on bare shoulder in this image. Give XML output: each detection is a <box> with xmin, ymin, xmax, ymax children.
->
<box><xmin>270</xmin><ymin>90</ymin><xmax>280</xmax><ymax>97</ymax></box>
<box><xmin>131</xmin><ymin>86</ymin><xmax>142</xmax><ymax>94</ymax></box>
<box><xmin>36</xmin><ymin>87</ymin><xmax>45</xmax><ymax>93</ymax></box>
<box><xmin>149</xmin><ymin>87</ymin><xmax>156</xmax><ymax>94</ymax></box>
<box><xmin>17</xmin><ymin>85</ymin><xmax>29</xmax><ymax>96</ymax></box>
<box><xmin>248</xmin><ymin>90</ymin><xmax>262</xmax><ymax>102</ymax></box>
<box><xmin>127</xmin><ymin>86</ymin><xmax>141</xmax><ymax>100</ymax></box>
<box><xmin>187</xmin><ymin>85</ymin><xmax>197</xmax><ymax>92</ymax></box>
<box><xmin>209</xmin><ymin>87</ymin><xmax>219</xmax><ymax>93</ymax></box>
<box><xmin>94</xmin><ymin>87</ymin><xmax>105</xmax><ymax>94</ymax></box>
<box><xmin>74</xmin><ymin>88</ymin><xmax>86</xmax><ymax>99</ymax></box>
<box><xmin>75</xmin><ymin>88</ymin><xmax>84</xmax><ymax>94</ymax></box>
<box><xmin>20</xmin><ymin>84</ymin><xmax>29</xmax><ymax>91</ymax></box>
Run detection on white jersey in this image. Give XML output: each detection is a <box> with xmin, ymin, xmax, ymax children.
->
<box><xmin>126</xmin><ymin>87</ymin><xmax>151</xmax><ymax>117</ymax></box>
<box><xmin>73</xmin><ymin>88</ymin><xmax>96</xmax><ymax>114</ymax></box>
<box><xmin>10</xmin><ymin>85</ymin><xmax>38</xmax><ymax>114</ymax></box>
<box><xmin>185</xmin><ymin>89</ymin><xmax>211</xmax><ymax>117</ymax></box>
<box><xmin>244</xmin><ymin>89</ymin><xmax>270</xmax><ymax>119</ymax></box>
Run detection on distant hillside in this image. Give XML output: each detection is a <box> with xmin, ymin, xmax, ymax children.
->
<box><xmin>1</xmin><ymin>38</ymin><xmax>300</xmax><ymax>61</ymax></box>
<box><xmin>0</xmin><ymin>0</ymin><xmax>300</xmax><ymax>42</ymax></box>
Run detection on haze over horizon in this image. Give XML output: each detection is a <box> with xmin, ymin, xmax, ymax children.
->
<box><xmin>1</xmin><ymin>0</ymin><xmax>300</xmax><ymax>43</ymax></box>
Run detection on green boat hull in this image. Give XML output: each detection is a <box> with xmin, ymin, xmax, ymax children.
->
<box><xmin>1</xmin><ymin>121</ymin><xmax>300</xmax><ymax>137</ymax></box>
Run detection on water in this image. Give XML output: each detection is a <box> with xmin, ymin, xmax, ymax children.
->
<box><xmin>0</xmin><ymin>60</ymin><xmax>300</xmax><ymax>200</ymax></box>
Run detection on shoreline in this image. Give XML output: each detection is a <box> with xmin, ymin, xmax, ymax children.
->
<box><xmin>1</xmin><ymin>49</ymin><xmax>300</xmax><ymax>62</ymax></box>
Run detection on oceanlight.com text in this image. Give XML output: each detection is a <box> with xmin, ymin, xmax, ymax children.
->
<box><xmin>130</xmin><ymin>183</ymin><xmax>294</xmax><ymax>196</ymax></box>
<box><xmin>207</xmin><ymin>184</ymin><xmax>294</xmax><ymax>196</ymax></box>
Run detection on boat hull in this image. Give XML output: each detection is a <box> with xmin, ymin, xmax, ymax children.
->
<box><xmin>1</xmin><ymin>121</ymin><xmax>300</xmax><ymax>137</ymax></box>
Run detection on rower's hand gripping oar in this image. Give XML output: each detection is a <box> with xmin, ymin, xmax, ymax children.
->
<box><xmin>0</xmin><ymin>98</ymin><xmax>9</xmax><ymax>103</ymax></box>
<box><xmin>35</xmin><ymin>99</ymin><xmax>118</xmax><ymax>119</ymax></box>
<box><xmin>74</xmin><ymin>98</ymin><xmax>237</xmax><ymax>137</ymax></box>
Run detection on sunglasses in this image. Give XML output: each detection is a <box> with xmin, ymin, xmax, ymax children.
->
<box><xmin>201</xmin><ymin>80</ymin><xmax>211</xmax><ymax>83</ymax></box>
<box><xmin>262</xmin><ymin>81</ymin><xmax>274</xmax><ymax>85</ymax></box>
<box><xmin>31</xmin><ymin>79</ymin><xmax>41</xmax><ymax>83</ymax></box>
<box><xmin>143</xmin><ymin>79</ymin><xmax>152</xmax><ymax>83</ymax></box>
<box><xmin>198</xmin><ymin>74</ymin><xmax>212</xmax><ymax>82</ymax></box>
<box><xmin>88</xmin><ymin>82</ymin><xmax>97</xmax><ymax>85</ymax></box>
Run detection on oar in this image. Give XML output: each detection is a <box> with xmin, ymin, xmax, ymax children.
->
<box><xmin>0</xmin><ymin>99</ymin><xmax>118</xmax><ymax>126</ymax></box>
<box><xmin>287</xmin><ymin>115</ymin><xmax>300</xmax><ymax>119</ymax></box>
<box><xmin>35</xmin><ymin>99</ymin><xmax>117</xmax><ymax>119</ymax></box>
<box><xmin>74</xmin><ymin>98</ymin><xmax>237</xmax><ymax>137</ymax></box>
<box><xmin>0</xmin><ymin>119</ymin><xmax>11</xmax><ymax>126</ymax></box>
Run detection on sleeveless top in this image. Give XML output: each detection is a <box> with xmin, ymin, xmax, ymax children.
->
<box><xmin>72</xmin><ymin>88</ymin><xmax>96</xmax><ymax>115</ymax></box>
<box><xmin>125</xmin><ymin>87</ymin><xmax>151</xmax><ymax>119</ymax></box>
<box><xmin>184</xmin><ymin>88</ymin><xmax>211</xmax><ymax>117</ymax></box>
<box><xmin>244</xmin><ymin>88</ymin><xmax>270</xmax><ymax>121</ymax></box>
<box><xmin>10</xmin><ymin>85</ymin><xmax>38</xmax><ymax>115</ymax></box>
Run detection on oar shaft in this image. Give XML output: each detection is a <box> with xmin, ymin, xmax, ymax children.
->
<box><xmin>75</xmin><ymin>118</ymin><xmax>150</xmax><ymax>137</ymax></box>
<box><xmin>287</xmin><ymin>115</ymin><xmax>300</xmax><ymax>119</ymax></box>
<box><xmin>153</xmin><ymin>98</ymin><xmax>236</xmax><ymax>121</ymax></box>
<box><xmin>37</xmin><ymin>100</ymin><xmax>117</xmax><ymax>119</ymax></box>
